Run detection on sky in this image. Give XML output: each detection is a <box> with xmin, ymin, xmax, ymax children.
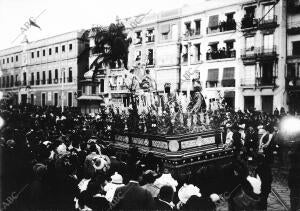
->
<box><xmin>0</xmin><ymin>0</ymin><xmax>201</xmax><ymax>50</ymax></box>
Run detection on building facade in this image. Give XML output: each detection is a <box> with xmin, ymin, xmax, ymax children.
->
<box><xmin>0</xmin><ymin>30</ymin><xmax>89</xmax><ymax>107</ymax></box>
<box><xmin>286</xmin><ymin>0</ymin><xmax>300</xmax><ymax>114</ymax></box>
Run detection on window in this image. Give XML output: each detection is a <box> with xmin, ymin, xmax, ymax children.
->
<box><xmin>292</xmin><ymin>41</ymin><xmax>300</xmax><ymax>55</ymax></box>
<box><xmin>206</xmin><ymin>68</ymin><xmax>219</xmax><ymax>87</ymax></box>
<box><xmin>31</xmin><ymin>94</ymin><xmax>34</xmax><ymax>105</ymax></box>
<box><xmin>69</xmin><ymin>44</ymin><xmax>72</xmax><ymax>51</ymax></box>
<box><xmin>43</xmin><ymin>49</ymin><xmax>45</xmax><ymax>56</ymax></box>
<box><xmin>82</xmin><ymin>86</ymin><xmax>85</xmax><ymax>94</ymax></box>
<box><xmin>54</xmin><ymin>93</ymin><xmax>58</xmax><ymax>106</ymax></box>
<box><xmin>135</xmin><ymin>31</ymin><xmax>142</xmax><ymax>44</ymax></box>
<box><xmin>37</xmin><ymin>51</ymin><xmax>40</xmax><ymax>57</ymax></box>
<box><xmin>147</xmin><ymin>49</ymin><xmax>154</xmax><ymax>65</ymax></box>
<box><xmin>55</xmin><ymin>47</ymin><xmax>58</xmax><ymax>53</ymax></box>
<box><xmin>11</xmin><ymin>57</ymin><xmax>13</xmax><ymax>62</ymax></box>
<box><xmin>48</xmin><ymin>70</ymin><xmax>52</xmax><ymax>84</ymax></box>
<box><xmin>42</xmin><ymin>71</ymin><xmax>46</xmax><ymax>84</ymax></box>
<box><xmin>261</xmin><ymin>62</ymin><xmax>274</xmax><ymax>85</ymax></box>
<box><xmin>23</xmin><ymin>72</ymin><xmax>27</xmax><ymax>85</ymax></box>
<box><xmin>36</xmin><ymin>72</ymin><xmax>40</xmax><ymax>85</ymax></box>
<box><xmin>263</xmin><ymin>34</ymin><xmax>274</xmax><ymax>51</ymax></box>
<box><xmin>226</xmin><ymin>40</ymin><xmax>235</xmax><ymax>50</ymax></box>
<box><xmin>31</xmin><ymin>52</ymin><xmax>34</xmax><ymax>58</ymax></box>
<box><xmin>49</xmin><ymin>48</ymin><xmax>52</xmax><ymax>55</ymax></box>
<box><xmin>92</xmin><ymin>85</ymin><xmax>96</xmax><ymax>94</ymax></box>
<box><xmin>10</xmin><ymin>75</ymin><xmax>13</xmax><ymax>87</ymax></box>
<box><xmin>31</xmin><ymin>73</ymin><xmax>34</xmax><ymax>85</ymax></box>
<box><xmin>182</xmin><ymin>45</ymin><xmax>188</xmax><ymax>63</ymax></box>
<box><xmin>6</xmin><ymin>76</ymin><xmax>9</xmax><ymax>87</ymax></box>
<box><xmin>245</xmin><ymin>6</ymin><xmax>256</xmax><ymax>18</ymax></box>
<box><xmin>68</xmin><ymin>92</ymin><xmax>73</xmax><ymax>107</ymax></box>
<box><xmin>16</xmin><ymin>55</ymin><xmax>18</xmax><ymax>62</ymax></box>
<box><xmin>263</xmin><ymin>4</ymin><xmax>274</xmax><ymax>20</ymax></box>
<box><xmin>222</xmin><ymin>67</ymin><xmax>235</xmax><ymax>87</ymax></box>
<box><xmin>41</xmin><ymin>93</ymin><xmax>46</xmax><ymax>107</ymax></box>
<box><xmin>246</xmin><ymin>36</ymin><xmax>255</xmax><ymax>51</ymax></box>
<box><xmin>68</xmin><ymin>67</ymin><xmax>73</xmax><ymax>82</ymax></box>
<box><xmin>7</xmin><ymin>58</ymin><xmax>9</xmax><ymax>63</ymax></box>
<box><xmin>161</xmin><ymin>24</ymin><xmax>170</xmax><ymax>40</ymax></box>
<box><xmin>146</xmin><ymin>29</ymin><xmax>154</xmax><ymax>42</ymax></box>
<box><xmin>194</xmin><ymin>43</ymin><xmax>201</xmax><ymax>62</ymax></box>
<box><xmin>62</xmin><ymin>45</ymin><xmax>65</xmax><ymax>52</ymax></box>
<box><xmin>195</xmin><ymin>20</ymin><xmax>201</xmax><ymax>35</ymax></box>
<box><xmin>100</xmin><ymin>79</ymin><xmax>104</xmax><ymax>92</ymax></box>
<box><xmin>185</xmin><ymin>22</ymin><xmax>191</xmax><ymax>34</ymax></box>
<box><xmin>2</xmin><ymin>77</ymin><xmax>5</xmax><ymax>88</ymax></box>
<box><xmin>135</xmin><ymin>50</ymin><xmax>141</xmax><ymax>62</ymax></box>
<box><xmin>2</xmin><ymin>59</ymin><xmax>4</xmax><ymax>64</ymax></box>
<box><xmin>54</xmin><ymin>69</ymin><xmax>58</xmax><ymax>83</ymax></box>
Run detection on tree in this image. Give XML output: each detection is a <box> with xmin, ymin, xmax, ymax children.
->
<box><xmin>90</xmin><ymin>23</ymin><xmax>132</xmax><ymax>70</ymax></box>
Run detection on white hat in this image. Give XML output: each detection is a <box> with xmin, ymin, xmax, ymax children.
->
<box><xmin>154</xmin><ymin>173</ymin><xmax>178</xmax><ymax>192</ymax></box>
<box><xmin>111</xmin><ymin>172</ymin><xmax>123</xmax><ymax>184</ymax></box>
<box><xmin>178</xmin><ymin>184</ymin><xmax>201</xmax><ymax>204</ymax></box>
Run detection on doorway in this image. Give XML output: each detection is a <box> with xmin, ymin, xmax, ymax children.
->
<box><xmin>244</xmin><ymin>96</ymin><xmax>255</xmax><ymax>111</ymax></box>
<box><xmin>261</xmin><ymin>95</ymin><xmax>273</xmax><ymax>114</ymax></box>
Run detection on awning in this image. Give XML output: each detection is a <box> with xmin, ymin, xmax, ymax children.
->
<box><xmin>208</xmin><ymin>15</ymin><xmax>219</xmax><ymax>28</ymax></box>
<box><xmin>223</xmin><ymin>67</ymin><xmax>235</xmax><ymax>80</ymax></box>
<box><xmin>207</xmin><ymin>69</ymin><xmax>219</xmax><ymax>82</ymax></box>
<box><xmin>77</xmin><ymin>95</ymin><xmax>104</xmax><ymax>101</ymax></box>
<box><xmin>224</xmin><ymin>39</ymin><xmax>235</xmax><ymax>43</ymax></box>
<box><xmin>208</xmin><ymin>41</ymin><xmax>219</xmax><ymax>46</ymax></box>
<box><xmin>224</xmin><ymin>91</ymin><xmax>235</xmax><ymax>98</ymax></box>
<box><xmin>160</xmin><ymin>24</ymin><xmax>170</xmax><ymax>34</ymax></box>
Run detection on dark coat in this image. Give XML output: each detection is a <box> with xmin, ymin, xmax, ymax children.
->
<box><xmin>153</xmin><ymin>198</ymin><xmax>173</xmax><ymax>210</ymax></box>
<box><xmin>110</xmin><ymin>181</ymin><xmax>154</xmax><ymax>210</ymax></box>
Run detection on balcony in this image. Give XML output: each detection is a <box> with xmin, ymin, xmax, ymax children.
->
<box><xmin>182</xmin><ymin>53</ymin><xmax>188</xmax><ymax>64</ymax></box>
<box><xmin>259</xmin><ymin>15</ymin><xmax>278</xmax><ymax>29</ymax></box>
<box><xmin>240</xmin><ymin>78</ymin><xmax>256</xmax><ymax>88</ymax></box>
<box><xmin>241</xmin><ymin>17</ymin><xmax>258</xmax><ymax>30</ymax></box>
<box><xmin>68</xmin><ymin>77</ymin><xmax>73</xmax><ymax>83</ymax></box>
<box><xmin>287</xmin><ymin>49</ymin><xmax>300</xmax><ymax>60</ymax></box>
<box><xmin>48</xmin><ymin>79</ymin><xmax>52</xmax><ymax>84</ymax></box>
<box><xmin>23</xmin><ymin>81</ymin><xmax>27</xmax><ymax>86</ymax></box>
<box><xmin>30</xmin><ymin>80</ymin><xmax>34</xmax><ymax>85</ymax></box>
<box><xmin>53</xmin><ymin>78</ymin><xmax>59</xmax><ymax>84</ymax></box>
<box><xmin>207</xmin><ymin>20</ymin><xmax>236</xmax><ymax>34</ymax></box>
<box><xmin>206</xmin><ymin>81</ymin><xmax>219</xmax><ymax>88</ymax></box>
<box><xmin>36</xmin><ymin>80</ymin><xmax>40</xmax><ymax>85</ymax></box>
<box><xmin>41</xmin><ymin>79</ymin><xmax>46</xmax><ymax>85</ymax></box>
<box><xmin>256</xmin><ymin>76</ymin><xmax>277</xmax><ymax>89</ymax></box>
<box><xmin>286</xmin><ymin>77</ymin><xmax>300</xmax><ymax>90</ymax></box>
<box><xmin>183</xmin><ymin>29</ymin><xmax>202</xmax><ymax>40</ymax></box>
<box><xmin>206</xmin><ymin>49</ymin><xmax>236</xmax><ymax>60</ymax></box>
<box><xmin>15</xmin><ymin>81</ymin><xmax>21</xmax><ymax>87</ymax></box>
<box><xmin>221</xmin><ymin>79</ymin><xmax>235</xmax><ymax>87</ymax></box>
<box><xmin>257</xmin><ymin>46</ymin><xmax>277</xmax><ymax>60</ymax></box>
<box><xmin>287</xmin><ymin>21</ymin><xmax>300</xmax><ymax>35</ymax></box>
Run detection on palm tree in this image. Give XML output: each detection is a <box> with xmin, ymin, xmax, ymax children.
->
<box><xmin>90</xmin><ymin>23</ymin><xmax>132</xmax><ymax>70</ymax></box>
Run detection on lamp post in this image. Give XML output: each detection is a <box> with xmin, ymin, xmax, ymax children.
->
<box><xmin>61</xmin><ymin>68</ymin><xmax>65</xmax><ymax>113</ymax></box>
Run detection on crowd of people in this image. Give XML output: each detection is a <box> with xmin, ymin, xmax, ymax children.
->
<box><xmin>1</xmin><ymin>102</ymin><xmax>300</xmax><ymax>211</ymax></box>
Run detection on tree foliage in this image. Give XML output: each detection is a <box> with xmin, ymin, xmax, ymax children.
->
<box><xmin>90</xmin><ymin>23</ymin><xmax>132</xmax><ymax>70</ymax></box>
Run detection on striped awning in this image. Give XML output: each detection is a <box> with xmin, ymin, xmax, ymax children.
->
<box><xmin>77</xmin><ymin>95</ymin><xmax>103</xmax><ymax>101</ymax></box>
<box><xmin>207</xmin><ymin>69</ymin><xmax>219</xmax><ymax>82</ymax></box>
<box><xmin>208</xmin><ymin>15</ymin><xmax>219</xmax><ymax>28</ymax></box>
<box><xmin>223</xmin><ymin>67</ymin><xmax>235</xmax><ymax>80</ymax></box>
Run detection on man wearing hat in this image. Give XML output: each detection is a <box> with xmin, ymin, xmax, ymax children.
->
<box><xmin>104</xmin><ymin>172</ymin><xmax>124</xmax><ymax>202</ymax></box>
<box><xmin>142</xmin><ymin>170</ymin><xmax>160</xmax><ymax>197</ymax></box>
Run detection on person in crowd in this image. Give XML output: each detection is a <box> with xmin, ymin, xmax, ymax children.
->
<box><xmin>288</xmin><ymin>142</ymin><xmax>300</xmax><ymax>211</ymax></box>
<box><xmin>142</xmin><ymin>170</ymin><xmax>160</xmax><ymax>198</ymax></box>
<box><xmin>258</xmin><ymin>124</ymin><xmax>276</xmax><ymax>164</ymax></box>
<box><xmin>244</xmin><ymin>125</ymin><xmax>259</xmax><ymax>161</ymax></box>
<box><xmin>254</xmin><ymin>154</ymin><xmax>272</xmax><ymax>210</ymax></box>
<box><xmin>110</xmin><ymin>164</ymin><xmax>154</xmax><ymax>210</ymax></box>
<box><xmin>104</xmin><ymin>172</ymin><xmax>124</xmax><ymax>202</ymax></box>
<box><xmin>153</xmin><ymin>185</ymin><xmax>175</xmax><ymax>210</ymax></box>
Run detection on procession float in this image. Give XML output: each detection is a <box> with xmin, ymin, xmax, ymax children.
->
<box><xmin>107</xmin><ymin>66</ymin><xmax>234</xmax><ymax>176</ymax></box>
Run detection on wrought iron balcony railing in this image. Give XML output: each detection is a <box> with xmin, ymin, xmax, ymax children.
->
<box><xmin>206</xmin><ymin>50</ymin><xmax>236</xmax><ymax>60</ymax></box>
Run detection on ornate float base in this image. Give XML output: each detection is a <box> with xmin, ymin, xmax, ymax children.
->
<box><xmin>112</xmin><ymin>130</ymin><xmax>234</xmax><ymax>178</ymax></box>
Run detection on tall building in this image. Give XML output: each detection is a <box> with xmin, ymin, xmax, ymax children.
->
<box><xmin>239</xmin><ymin>0</ymin><xmax>286</xmax><ymax>114</ymax></box>
<box><xmin>0</xmin><ymin>30</ymin><xmax>89</xmax><ymax>107</ymax></box>
<box><xmin>286</xmin><ymin>0</ymin><xmax>300</xmax><ymax>113</ymax></box>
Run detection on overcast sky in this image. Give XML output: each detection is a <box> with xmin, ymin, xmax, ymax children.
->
<box><xmin>0</xmin><ymin>0</ymin><xmax>201</xmax><ymax>50</ymax></box>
